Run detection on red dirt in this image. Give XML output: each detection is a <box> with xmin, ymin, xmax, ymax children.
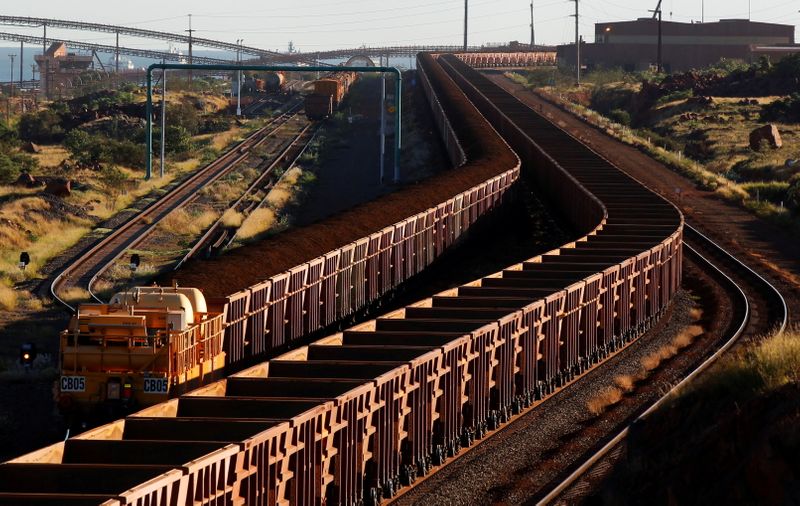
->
<box><xmin>486</xmin><ymin>74</ymin><xmax>800</xmax><ymax>321</ymax></box>
<box><xmin>169</xmin><ymin>55</ymin><xmax>517</xmax><ymax>297</ymax></box>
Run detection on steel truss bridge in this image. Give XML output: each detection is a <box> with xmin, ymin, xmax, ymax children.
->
<box><xmin>0</xmin><ymin>31</ymin><xmax>231</xmax><ymax>66</ymax></box>
<box><xmin>304</xmin><ymin>44</ymin><xmax>557</xmax><ymax>60</ymax></box>
<box><xmin>0</xmin><ymin>16</ymin><xmax>294</xmax><ymax>61</ymax></box>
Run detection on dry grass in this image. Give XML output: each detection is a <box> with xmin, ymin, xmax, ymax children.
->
<box><xmin>0</xmin><ymin>193</ymin><xmax>92</xmax><ymax>282</ymax></box>
<box><xmin>751</xmin><ymin>330</ymin><xmax>800</xmax><ymax>387</ymax></box>
<box><xmin>674</xmin><ymin>324</ymin><xmax>705</xmax><ymax>349</ymax></box>
<box><xmin>59</xmin><ymin>287</ymin><xmax>91</xmax><ymax>304</ymax></box>
<box><xmin>587</xmin><ymin>386</ymin><xmax>624</xmax><ymax>415</ymax></box>
<box><xmin>31</xmin><ymin>145</ymin><xmax>69</xmax><ymax>168</ymax></box>
<box><xmin>221</xmin><ymin>209</ymin><xmax>244</xmax><ymax>228</ymax></box>
<box><xmin>586</xmin><ymin>305</ymin><xmax>707</xmax><ymax>417</ymax></box>
<box><xmin>614</xmin><ymin>375</ymin><xmax>636</xmax><ymax>393</ymax></box>
<box><xmin>0</xmin><ymin>282</ymin><xmax>18</xmax><ymax>311</ymax></box>
<box><xmin>159</xmin><ymin>208</ymin><xmax>217</xmax><ymax>237</ymax></box>
<box><xmin>202</xmin><ymin>127</ymin><xmax>244</xmax><ymax>151</ymax></box>
<box><xmin>236</xmin><ymin>207</ymin><xmax>276</xmax><ymax>240</ymax></box>
<box><xmin>266</xmin><ymin>167</ymin><xmax>302</xmax><ymax>208</ymax></box>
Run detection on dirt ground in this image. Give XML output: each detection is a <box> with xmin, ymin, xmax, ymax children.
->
<box><xmin>486</xmin><ymin>73</ymin><xmax>800</xmax><ymax>322</ymax></box>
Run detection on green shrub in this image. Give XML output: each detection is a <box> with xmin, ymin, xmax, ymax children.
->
<box><xmin>0</xmin><ymin>153</ymin><xmax>20</xmax><ymax>183</ymax></box>
<box><xmin>17</xmin><ymin>110</ymin><xmax>64</xmax><ymax>143</ymax></box>
<box><xmin>166</xmin><ymin>102</ymin><xmax>201</xmax><ymax>135</ymax></box>
<box><xmin>655</xmin><ymin>89</ymin><xmax>693</xmax><ymax>106</ymax></box>
<box><xmin>788</xmin><ymin>173</ymin><xmax>800</xmax><ymax>207</ymax></box>
<box><xmin>0</xmin><ymin>122</ymin><xmax>18</xmax><ymax>151</ymax></box>
<box><xmin>608</xmin><ymin>108</ymin><xmax>631</xmax><ymax>126</ymax></box>
<box><xmin>760</xmin><ymin>93</ymin><xmax>800</xmax><ymax>122</ymax></box>
<box><xmin>201</xmin><ymin>116</ymin><xmax>231</xmax><ymax>134</ymax></box>
<box><xmin>741</xmin><ymin>181</ymin><xmax>791</xmax><ymax>205</ymax></box>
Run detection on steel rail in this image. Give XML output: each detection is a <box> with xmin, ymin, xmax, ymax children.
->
<box><xmin>174</xmin><ymin>120</ymin><xmax>317</xmax><ymax>269</ymax></box>
<box><xmin>536</xmin><ymin>227</ymin><xmax>788</xmax><ymax>505</ymax></box>
<box><xmin>84</xmin><ymin>109</ymin><xmax>306</xmax><ymax>301</ymax></box>
<box><xmin>223</xmin><ymin>125</ymin><xmax>321</xmax><ymax>250</ymax></box>
<box><xmin>50</xmin><ymin>103</ymin><xmax>301</xmax><ymax>311</ymax></box>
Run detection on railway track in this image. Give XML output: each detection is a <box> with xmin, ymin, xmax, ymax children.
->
<box><xmin>175</xmin><ymin>123</ymin><xmax>320</xmax><ymax>267</ymax></box>
<box><xmin>50</xmin><ymin>102</ymin><xmax>304</xmax><ymax>311</ymax></box>
<box><xmin>539</xmin><ymin>223</ymin><xmax>788</xmax><ymax>505</ymax></box>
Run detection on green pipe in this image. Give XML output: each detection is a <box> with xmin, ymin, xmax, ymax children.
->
<box><xmin>145</xmin><ymin>63</ymin><xmax>403</xmax><ymax>182</ymax></box>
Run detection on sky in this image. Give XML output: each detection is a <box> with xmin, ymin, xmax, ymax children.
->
<box><xmin>0</xmin><ymin>0</ymin><xmax>798</xmax><ymax>74</ymax></box>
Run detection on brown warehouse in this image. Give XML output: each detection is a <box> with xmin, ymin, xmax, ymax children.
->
<box><xmin>557</xmin><ymin>18</ymin><xmax>795</xmax><ymax>72</ymax></box>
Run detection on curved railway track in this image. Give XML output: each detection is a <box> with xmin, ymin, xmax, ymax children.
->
<box><xmin>50</xmin><ymin>103</ymin><xmax>304</xmax><ymax>311</ymax></box>
<box><xmin>0</xmin><ymin>53</ymin><xmax>787</xmax><ymax>506</ymax></box>
<box><xmin>538</xmin><ymin>223</ymin><xmax>788</xmax><ymax>505</ymax></box>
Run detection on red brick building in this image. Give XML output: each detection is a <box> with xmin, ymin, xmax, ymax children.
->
<box><xmin>558</xmin><ymin>18</ymin><xmax>795</xmax><ymax>72</ymax></box>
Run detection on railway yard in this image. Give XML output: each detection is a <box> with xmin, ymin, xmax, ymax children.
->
<box><xmin>0</xmin><ymin>31</ymin><xmax>798</xmax><ymax>506</ymax></box>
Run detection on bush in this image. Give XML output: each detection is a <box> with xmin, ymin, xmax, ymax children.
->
<box><xmin>64</xmin><ymin>130</ymin><xmax>106</xmax><ymax>167</ymax></box>
<box><xmin>608</xmin><ymin>108</ymin><xmax>631</xmax><ymax>126</ymax></box>
<box><xmin>17</xmin><ymin>110</ymin><xmax>64</xmax><ymax>143</ymax></box>
<box><xmin>107</xmin><ymin>139</ymin><xmax>145</xmax><ymax>168</ymax></box>
<box><xmin>0</xmin><ymin>152</ymin><xmax>38</xmax><ymax>183</ymax></box>
<box><xmin>65</xmin><ymin>130</ymin><xmax>144</xmax><ymax>168</ymax></box>
<box><xmin>166</xmin><ymin>102</ymin><xmax>201</xmax><ymax>135</ymax></box>
<box><xmin>789</xmin><ymin>174</ymin><xmax>800</xmax><ymax>207</ymax></box>
<box><xmin>741</xmin><ymin>181</ymin><xmax>791</xmax><ymax>205</ymax></box>
<box><xmin>0</xmin><ymin>153</ymin><xmax>20</xmax><ymax>183</ymax></box>
<box><xmin>656</xmin><ymin>88</ymin><xmax>693</xmax><ymax>106</ymax></box>
<box><xmin>0</xmin><ymin>122</ymin><xmax>18</xmax><ymax>151</ymax></box>
<box><xmin>154</xmin><ymin>125</ymin><xmax>193</xmax><ymax>154</ymax></box>
<box><xmin>201</xmin><ymin>116</ymin><xmax>231</xmax><ymax>134</ymax></box>
<box><xmin>760</xmin><ymin>93</ymin><xmax>800</xmax><ymax>122</ymax></box>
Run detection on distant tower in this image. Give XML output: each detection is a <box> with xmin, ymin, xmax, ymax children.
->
<box><xmin>288</xmin><ymin>41</ymin><xmax>295</xmax><ymax>54</ymax></box>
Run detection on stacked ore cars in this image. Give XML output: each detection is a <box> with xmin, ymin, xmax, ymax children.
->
<box><xmin>305</xmin><ymin>71</ymin><xmax>358</xmax><ymax>119</ymax></box>
<box><xmin>1</xmin><ymin>52</ymin><xmax>683</xmax><ymax>506</ymax></box>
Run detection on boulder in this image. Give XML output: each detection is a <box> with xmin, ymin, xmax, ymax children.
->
<box><xmin>14</xmin><ymin>172</ymin><xmax>37</xmax><ymax>187</ymax></box>
<box><xmin>21</xmin><ymin>141</ymin><xmax>41</xmax><ymax>154</ymax></box>
<box><xmin>749</xmin><ymin>124</ymin><xmax>782</xmax><ymax>151</ymax></box>
<box><xmin>45</xmin><ymin>178</ymin><xmax>71</xmax><ymax>197</ymax></box>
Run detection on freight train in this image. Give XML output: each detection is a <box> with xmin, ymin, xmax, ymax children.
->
<box><xmin>11</xmin><ymin>51</ymin><xmax>686</xmax><ymax>506</ymax></box>
<box><xmin>240</xmin><ymin>71</ymin><xmax>285</xmax><ymax>94</ymax></box>
<box><xmin>304</xmin><ymin>70</ymin><xmax>358</xmax><ymax>119</ymax></box>
<box><xmin>57</xmin><ymin>59</ymin><xmax>505</xmax><ymax>417</ymax></box>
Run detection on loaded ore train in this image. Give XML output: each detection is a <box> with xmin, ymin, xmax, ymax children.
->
<box><xmin>8</xmin><ymin>51</ymin><xmax>684</xmax><ymax>506</ymax></box>
<box><xmin>304</xmin><ymin>71</ymin><xmax>358</xmax><ymax>119</ymax></box>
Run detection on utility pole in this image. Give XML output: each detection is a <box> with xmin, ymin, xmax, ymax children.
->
<box><xmin>186</xmin><ymin>14</ymin><xmax>194</xmax><ymax>86</ymax></box>
<box><xmin>160</xmin><ymin>64</ymin><xmax>166</xmax><ymax>179</ymax></box>
<box><xmin>9</xmin><ymin>54</ymin><xmax>15</xmax><ymax>98</ymax></box>
<box><xmin>650</xmin><ymin>0</ymin><xmax>663</xmax><ymax>73</ymax></box>
<box><xmin>42</xmin><ymin>22</ymin><xmax>48</xmax><ymax>98</ymax></box>
<box><xmin>570</xmin><ymin>0</ymin><xmax>580</xmax><ymax>85</ymax></box>
<box><xmin>530</xmin><ymin>2</ymin><xmax>535</xmax><ymax>47</ymax></box>
<box><xmin>236</xmin><ymin>39</ymin><xmax>242</xmax><ymax>116</ymax></box>
<box><xmin>463</xmin><ymin>0</ymin><xmax>468</xmax><ymax>51</ymax></box>
<box><xmin>701</xmin><ymin>0</ymin><xmax>704</xmax><ymax>23</ymax></box>
<box><xmin>115</xmin><ymin>31</ymin><xmax>120</xmax><ymax>73</ymax></box>
<box><xmin>19</xmin><ymin>42</ymin><xmax>23</xmax><ymax>92</ymax></box>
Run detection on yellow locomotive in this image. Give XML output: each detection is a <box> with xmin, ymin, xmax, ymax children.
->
<box><xmin>58</xmin><ymin>285</ymin><xmax>225</xmax><ymax>417</ymax></box>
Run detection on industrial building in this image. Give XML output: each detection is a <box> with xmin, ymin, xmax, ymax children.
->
<box><xmin>34</xmin><ymin>42</ymin><xmax>93</xmax><ymax>97</ymax></box>
<box><xmin>558</xmin><ymin>18</ymin><xmax>795</xmax><ymax>72</ymax></box>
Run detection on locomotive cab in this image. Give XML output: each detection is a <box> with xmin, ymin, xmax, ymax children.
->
<box><xmin>58</xmin><ymin>286</ymin><xmax>226</xmax><ymax>419</ymax></box>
